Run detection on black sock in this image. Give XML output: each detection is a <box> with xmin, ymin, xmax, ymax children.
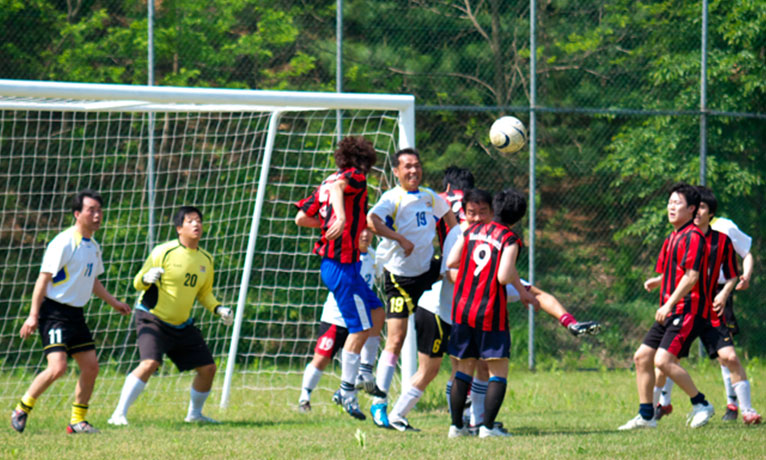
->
<box><xmin>690</xmin><ymin>392</ymin><xmax>707</xmax><ymax>406</ymax></box>
<box><xmin>484</xmin><ymin>377</ymin><xmax>507</xmax><ymax>428</ymax></box>
<box><xmin>639</xmin><ymin>403</ymin><xmax>654</xmax><ymax>420</ymax></box>
<box><xmin>451</xmin><ymin>372</ymin><xmax>472</xmax><ymax>428</ymax></box>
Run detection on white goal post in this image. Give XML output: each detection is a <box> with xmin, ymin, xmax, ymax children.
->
<box><xmin>0</xmin><ymin>79</ymin><xmax>418</xmax><ymax>410</ymax></box>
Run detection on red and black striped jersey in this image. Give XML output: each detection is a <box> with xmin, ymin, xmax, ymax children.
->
<box><xmin>703</xmin><ymin>229</ymin><xmax>738</xmax><ymax>325</ymax></box>
<box><xmin>436</xmin><ymin>189</ymin><xmax>464</xmax><ymax>250</ymax></box>
<box><xmin>452</xmin><ymin>221</ymin><xmax>521</xmax><ymax>332</ymax></box>
<box><xmin>295</xmin><ymin>167</ymin><xmax>368</xmax><ymax>263</ymax></box>
<box><xmin>654</xmin><ymin>220</ymin><xmax>708</xmax><ymax>317</ymax></box>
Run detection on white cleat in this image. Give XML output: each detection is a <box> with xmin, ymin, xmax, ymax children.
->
<box><xmin>478</xmin><ymin>425</ymin><xmax>512</xmax><ymax>438</ymax></box>
<box><xmin>618</xmin><ymin>414</ymin><xmax>657</xmax><ymax>430</ymax></box>
<box><xmin>448</xmin><ymin>425</ymin><xmax>470</xmax><ymax>438</ymax></box>
<box><xmin>687</xmin><ymin>403</ymin><xmax>714</xmax><ymax>428</ymax></box>
<box><xmin>184</xmin><ymin>413</ymin><xmax>221</xmax><ymax>424</ymax></box>
<box><xmin>107</xmin><ymin>414</ymin><xmax>129</xmax><ymax>426</ymax></box>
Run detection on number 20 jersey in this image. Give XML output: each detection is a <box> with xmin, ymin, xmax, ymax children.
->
<box><xmin>452</xmin><ymin>221</ymin><xmax>521</xmax><ymax>332</ymax></box>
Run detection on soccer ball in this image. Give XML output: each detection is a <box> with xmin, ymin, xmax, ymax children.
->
<box><xmin>489</xmin><ymin>116</ymin><xmax>527</xmax><ymax>154</ymax></box>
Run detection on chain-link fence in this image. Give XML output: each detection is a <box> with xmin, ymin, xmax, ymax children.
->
<box><xmin>1</xmin><ymin>0</ymin><xmax>764</xmax><ymax>367</ymax></box>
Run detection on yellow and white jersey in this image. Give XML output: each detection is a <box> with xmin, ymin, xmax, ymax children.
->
<box><xmin>134</xmin><ymin>239</ymin><xmax>220</xmax><ymax>326</ymax></box>
<box><xmin>370</xmin><ymin>185</ymin><xmax>450</xmax><ymax>277</ymax></box>
<box><xmin>40</xmin><ymin>226</ymin><xmax>104</xmax><ymax>307</ymax></box>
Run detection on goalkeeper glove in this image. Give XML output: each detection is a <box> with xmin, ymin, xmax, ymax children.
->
<box><xmin>216</xmin><ymin>306</ymin><xmax>234</xmax><ymax>326</ymax></box>
<box><xmin>142</xmin><ymin>267</ymin><xmax>164</xmax><ymax>285</ymax></box>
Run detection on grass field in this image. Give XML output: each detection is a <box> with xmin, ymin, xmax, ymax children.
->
<box><xmin>2</xmin><ymin>359</ymin><xmax>764</xmax><ymax>460</ymax></box>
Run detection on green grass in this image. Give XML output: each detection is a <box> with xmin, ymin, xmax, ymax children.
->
<box><xmin>2</xmin><ymin>360</ymin><xmax>765</xmax><ymax>460</ymax></box>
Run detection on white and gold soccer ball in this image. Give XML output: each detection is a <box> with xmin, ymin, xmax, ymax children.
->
<box><xmin>489</xmin><ymin>116</ymin><xmax>527</xmax><ymax>155</ymax></box>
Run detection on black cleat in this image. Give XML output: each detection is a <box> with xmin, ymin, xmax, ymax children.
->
<box><xmin>722</xmin><ymin>404</ymin><xmax>738</xmax><ymax>421</ymax></box>
<box><xmin>568</xmin><ymin>321</ymin><xmax>601</xmax><ymax>336</ymax></box>
<box><xmin>11</xmin><ymin>409</ymin><xmax>27</xmax><ymax>433</ymax></box>
<box><xmin>298</xmin><ymin>400</ymin><xmax>311</xmax><ymax>413</ymax></box>
<box><xmin>391</xmin><ymin>418</ymin><xmax>420</xmax><ymax>432</ymax></box>
<box><xmin>654</xmin><ymin>403</ymin><xmax>673</xmax><ymax>420</ymax></box>
<box><xmin>365</xmin><ymin>384</ymin><xmax>387</xmax><ymax>398</ymax></box>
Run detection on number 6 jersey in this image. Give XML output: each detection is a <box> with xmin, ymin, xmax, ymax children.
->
<box><xmin>452</xmin><ymin>221</ymin><xmax>521</xmax><ymax>332</ymax></box>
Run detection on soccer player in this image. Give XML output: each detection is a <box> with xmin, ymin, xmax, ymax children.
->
<box><xmin>618</xmin><ymin>183</ymin><xmax>714</xmax><ymax>430</ymax></box>
<box><xmin>108</xmin><ymin>206</ymin><xmax>232</xmax><ymax>426</ymax></box>
<box><xmin>294</xmin><ymin>136</ymin><xmax>382</xmax><ymax>420</ymax></box>
<box><xmin>12</xmin><ymin>189</ymin><xmax>131</xmax><ymax>434</ymax></box>
<box><xmin>447</xmin><ymin>188</ymin><xmax>534</xmax><ymax>438</ymax></box>
<box><xmin>653</xmin><ymin>186</ymin><xmax>761</xmax><ymax>425</ymax></box>
<box><xmin>366</xmin><ymin>148</ymin><xmax>456</xmax><ymax>428</ymax></box>
<box><xmin>298</xmin><ymin>228</ymin><xmax>385</xmax><ymax>412</ymax></box>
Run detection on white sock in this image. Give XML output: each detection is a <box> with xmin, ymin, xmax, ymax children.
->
<box><xmin>375</xmin><ymin>350</ymin><xmax>398</xmax><ymax>395</ymax></box>
<box><xmin>390</xmin><ymin>386</ymin><xmax>423</xmax><ymax>421</ymax></box>
<box><xmin>721</xmin><ymin>365</ymin><xmax>737</xmax><ymax>407</ymax></box>
<box><xmin>469</xmin><ymin>379</ymin><xmax>488</xmax><ymax>427</ymax></box>
<box><xmin>653</xmin><ymin>386</ymin><xmax>662</xmax><ymax>407</ymax></box>
<box><xmin>659</xmin><ymin>379</ymin><xmax>674</xmax><ymax>406</ymax></box>
<box><xmin>112</xmin><ymin>373</ymin><xmax>146</xmax><ymax>417</ymax></box>
<box><xmin>300</xmin><ymin>363</ymin><xmax>323</xmax><ymax>402</ymax></box>
<box><xmin>361</xmin><ymin>336</ymin><xmax>380</xmax><ymax>368</ymax></box>
<box><xmin>340</xmin><ymin>350</ymin><xmax>361</xmax><ymax>399</ymax></box>
<box><xmin>187</xmin><ymin>387</ymin><xmax>210</xmax><ymax>418</ymax></box>
<box><xmin>732</xmin><ymin>380</ymin><xmax>752</xmax><ymax>412</ymax></box>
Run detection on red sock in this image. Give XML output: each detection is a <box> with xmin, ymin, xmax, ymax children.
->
<box><xmin>559</xmin><ymin>313</ymin><xmax>576</xmax><ymax>328</ymax></box>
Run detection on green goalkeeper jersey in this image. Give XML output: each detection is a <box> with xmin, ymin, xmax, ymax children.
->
<box><xmin>134</xmin><ymin>239</ymin><xmax>220</xmax><ymax>326</ymax></box>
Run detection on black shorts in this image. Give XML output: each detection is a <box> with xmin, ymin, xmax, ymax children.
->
<box><xmin>700</xmin><ymin>321</ymin><xmax>735</xmax><ymax>359</ymax></box>
<box><xmin>716</xmin><ymin>285</ymin><xmax>739</xmax><ymax>336</ymax></box>
<box><xmin>384</xmin><ymin>258</ymin><xmax>441</xmax><ymax>319</ymax></box>
<box><xmin>134</xmin><ymin>309</ymin><xmax>214</xmax><ymax>372</ymax></box>
<box><xmin>415</xmin><ymin>308</ymin><xmax>452</xmax><ymax>358</ymax></box>
<box><xmin>448</xmin><ymin>322</ymin><xmax>511</xmax><ymax>360</ymax></box>
<box><xmin>38</xmin><ymin>298</ymin><xmax>95</xmax><ymax>356</ymax></box>
<box><xmin>313</xmin><ymin>322</ymin><xmax>349</xmax><ymax>359</ymax></box>
<box><xmin>642</xmin><ymin>313</ymin><xmax>705</xmax><ymax>359</ymax></box>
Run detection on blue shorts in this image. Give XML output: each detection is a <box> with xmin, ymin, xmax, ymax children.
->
<box><xmin>320</xmin><ymin>258</ymin><xmax>382</xmax><ymax>333</ymax></box>
<box><xmin>448</xmin><ymin>322</ymin><xmax>510</xmax><ymax>360</ymax></box>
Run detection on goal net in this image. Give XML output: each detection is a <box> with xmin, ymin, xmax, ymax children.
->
<box><xmin>0</xmin><ymin>80</ymin><xmax>414</xmax><ymax>411</ymax></box>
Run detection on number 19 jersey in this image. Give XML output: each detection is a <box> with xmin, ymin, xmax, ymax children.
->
<box><xmin>452</xmin><ymin>221</ymin><xmax>521</xmax><ymax>332</ymax></box>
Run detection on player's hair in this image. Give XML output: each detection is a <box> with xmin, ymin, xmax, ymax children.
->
<box><xmin>669</xmin><ymin>182</ymin><xmax>700</xmax><ymax>217</ymax></box>
<box><xmin>696</xmin><ymin>185</ymin><xmax>717</xmax><ymax>216</ymax></box>
<box><xmin>334</xmin><ymin>136</ymin><xmax>377</xmax><ymax>174</ymax></box>
<box><xmin>71</xmin><ymin>189</ymin><xmax>103</xmax><ymax>213</ymax></box>
<box><xmin>493</xmin><ymin>188</ymin><xmax>527</xmax><ymax>226</ymax></box>
<box><xmin>173</xmin><ymin>206</ymin><xmax>204</xmax><ymax>228</ymax></box>
<box><xmin>391</xmin><ymin>147</ymin><xmax>420</xmax><ymax>168</ymax></box>
<box><xmin>462</xmin><ymin>188</ymin><xmax>493</xmax><ymax>210</ymax></box>
<box><xmin>442</xmin><ymin>166</ymin><xmax>475</xmax><ymax>192</ymax></box>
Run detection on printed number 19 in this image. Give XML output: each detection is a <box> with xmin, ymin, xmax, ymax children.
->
<box><xmin>416</xmin><ymin>211</ymin><xmax>427</xmax><ymax>227</ymax></box>
<box><xmin>473</xmin><ymin>243</ymin><xmax>491</xmax><ymax>276</ymax></box>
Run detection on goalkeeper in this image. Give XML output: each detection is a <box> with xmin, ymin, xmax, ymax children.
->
<box><xmin>108</xmin><ymin>206</ymin><xmax>232</xmax><ymax>426</ymax></box>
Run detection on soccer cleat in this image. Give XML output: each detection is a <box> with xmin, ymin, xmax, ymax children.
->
<box><xmin>722</xmin><ymin>404</ymin><xmax>738</xmax><ymax>421</ymax></box>
<box><xmin>479</xmin><ymin>424</ymin><xmax>512</xmax><ymax>438</ymax></box>
<box><xmin>686</xmin><ymin>403</ymin><xmax>714</xmax><ymax>428</ymax></box>
<box><xmin>66</xmin><ymin>421</ymin><xmax>100</xmax><ymax>434</ymax></box>
<box><xmin>298</xmin><ymin>400</ymin><xmax>311</xmax><ymax>413</ymax></box>
<box><xmin>568</xmin><ymin>321</ymin><xmax>601</xmax><ymax>336</ymax></box>
<box><xmin>654</xmin><ymin>403</ymin><xmax>673</xmax><ymax>420</ymax></box>
<box><xmin>370</xmin><ymin>402</ymin><xmax>391</xmax><ymax>428</ymax></box>
<box><xmin>448</xmin><ymin>425</ymin><xmax>470</xmax><ymax>438</ymax></box>
<box><xmin>332</xmin><ymin>389</ymin><xmax>343</xmax><ymax>406</ymax></box>
<box><xmin>342</xmin><ymin>397</ymin><xmax>366</xmax><ymax>421</ymax></box>
<box><xmin>11</xmin><ymin>409</ymin><xmax>27</xmax><ymax>433</ymax></box>
<box><xmin>618</xmin><ymin>414</ymin><xmax>657</xmax><ymax>430</ymax></box>
<box><xmin>364</xmin><ymin>384</ymin><xmax>387</xmax><ymax>398</ymax></box>
<box><xmin>742</xmin><ymin>410</ymin><xmax>762</xmax><ymax>425</ymax></box>
<box><xmin>107</xmin><ymin>414</ymin><xmax>129</xmax><ymax>426</ymax></box>
<box><xmin>355</xmin><ymin>374</ymin><xmax>377</xmax><ymax>395</ymax></box>
<box><xmin>390</xmin><ymin>417</ymin><xmax>420</xmax><ymax>432</ymax></box>
<box><xmin>184</xmin><ymin>413</ymin><xmax>221</xmax><ymax>424</ymax></box>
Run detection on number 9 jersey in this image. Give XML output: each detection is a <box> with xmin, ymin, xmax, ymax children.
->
<box><xmin>133</xmin><ymin>239</ymin><xmax>220</xmax><ymax>326</ymax></box>
<box><xmin>451</xmin><ymin>221</ymin><xmax>521</xmax><ymax>332</ymax></box>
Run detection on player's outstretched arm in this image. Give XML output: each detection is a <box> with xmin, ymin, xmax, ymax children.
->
<box><xmin>20</xmin><ymin>272</ymin><xmax>53</xmax><ymax>339</ymax></box>
<box><xmin>643</xmin><ymin>275</ymin><xmax>662</xmax><ymax>292</ymax></box>
<box><xmin>736</xmin><ymin>252</ymin><xmax>753</xmax><ymax>290</ymax></box>
<box><xmin>295</xmin><ymin>210</ymin><xmax>321</xmax><ymax>228</ymax></box>
<box><xmin>93</xmin><ymin>279</ymin><xmax>131</xmax><ymax>315</ymax></box>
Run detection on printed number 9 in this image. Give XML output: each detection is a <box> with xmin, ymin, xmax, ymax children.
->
<box><xmin>473</xmin><ymin>243</ymin><xmax>491</xmax><ymax>276</ymax></box>
<box><xmin>390</xmin><ymin>297</ymin><xmax>405</xmax><ymax>313</ymax></box>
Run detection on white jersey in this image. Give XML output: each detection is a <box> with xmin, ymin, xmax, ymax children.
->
<box><xmin>40</xmin><ymin>226</ymin><xmax>105</xmax><ymax>307</ymax></box>
<box><xmin>711</xmin><ymin>217</ymin><xmax>752</xmax><ymax>284</ymax></box>
<box><xmin>370</xmin><ymin>186</ymin><xmax>450</xmax><ymax>277</ymax></box>
<box><xmin>320</xmin><ymin>248</ymin><xmax>379</xmax><ymax>327</ymax></box>
<box><xmin>418</xmin><ymin>225</ymin><xmax>460</xmax><ymax>324</ymax></box>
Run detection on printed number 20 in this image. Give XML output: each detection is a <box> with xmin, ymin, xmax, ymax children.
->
<box><xmin>184</xmin><ymin>273</ymin><xmax>198</xmax><ymax>287</ymax></box>
<box><xmin>472</xmin><ymin>243</ymin><xmax>491</xmax><ymax>276</ymax></box>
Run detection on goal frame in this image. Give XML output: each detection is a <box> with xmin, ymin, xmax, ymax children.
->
<box><xmin>0</xmin><ymin>79</ymin><xmax>418</xmax><ymax>409</ymax></box>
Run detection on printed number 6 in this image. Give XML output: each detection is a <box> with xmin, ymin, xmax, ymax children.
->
<box><xmin>473</xmin><ymin>243</ymin><xmax>491</xmax><ymax>276</ymax></box>
<box><xmin>432</xmin><ymin>338</ymin><xmax>441</xmax><ymax>354</ymax></box>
